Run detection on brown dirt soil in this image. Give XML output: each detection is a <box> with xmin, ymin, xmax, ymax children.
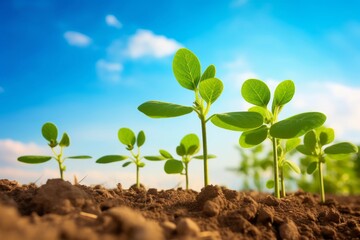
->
<box><xmin>0</xmin><ymin>179</ymin><xmax>360</xmax><ymax>240</ymax></box>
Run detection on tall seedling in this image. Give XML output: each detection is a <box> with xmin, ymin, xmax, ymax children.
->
<box><xmin>138</xmin><ymin>48</ymin><xmax>223</xmax><ymax>187</ymax></box>
<box><xmin>18</xmin><ymin>122</ymin><xmax>92</xmax><ymax>180</ymax></box>
<box><xmin>145</xmin><ymin>133</ymin><xmax>216</xmax><ymax>190</ymax></box>
<box><xmin>297</xmin><ymin>127</ymin><xmax>358</xmax><ymax>202</ymax></box>
<box><xmin>211</xmin><ymin>79</ymin><xmax>326</xmax><ymax>198</ymax></box>
<box><xmin>96</xmin><ymin>128</ymin><xmax>146</xmax><ymax>188</ymax></box>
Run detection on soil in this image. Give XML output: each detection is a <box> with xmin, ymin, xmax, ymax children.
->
<box><xmin>0</xmin><ymin>179</ymin><xmax>359</xmax><ymax>240</ymax></box>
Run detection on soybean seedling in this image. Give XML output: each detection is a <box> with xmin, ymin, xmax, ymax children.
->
<box><xmin>145</xmin><ymin>133</ymin><xmax>216</xmax><ymax>190</ymax></box>
<box><xmin>96</xmin><ymin>128</ymin><xmax>146</xmax><ymax>188</ymax></box>
<box><xmin>211</xmin><ymin>79</ymin><xmax>326</xmax><ymax>198</ymax></box>
<box><xmin>138</xmin><ymin>48</ymin><xmax>223</xmax><ymax>187</ymax></box>
<box><xmin>17</xmin><ymin>122</ymin><xmax>92</xmax><ymax>180</ymax></box>
<box><xmin>296</xmin><ymin>127</ymin><xmax>358</xmax><ymax>202</ymax></box>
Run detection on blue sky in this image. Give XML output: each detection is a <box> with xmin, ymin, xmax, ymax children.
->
<box><xmin>1</xmin><ymin>0</ymin><xmax>360</xmax><ymax>190</ymax></box>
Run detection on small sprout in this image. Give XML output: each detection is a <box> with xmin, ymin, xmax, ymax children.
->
<box><xmin>145</xmin><ymin>133</ymin><xmax>216</xmax><ymax>190</ymax></box>
<box><xmin>211</xmin><ymin>79</ymin><xmax>326</xmax><ymax>198</ymax></box>
<box><xmin>138</xmin><ymin>48</ymin><xmax>223</xmax><ymax>187</ymax></box>
<box><xmin>17</xmin><ymin>122</ymin><xmax>92</xmax><ymax>180</ymax></box>
<box><xmin>297</xmin><ymin>127</ymin><xmax>358</xmax><ymax>202</ymax></box>
<box><xmin>96</xmin><ymin>128</ymin><xmax>147</xmax><ymax>188</ymax></box>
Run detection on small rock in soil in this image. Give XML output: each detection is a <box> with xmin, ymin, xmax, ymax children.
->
<box><xmin>160</xmin><ymin>221</ymin><xmax>177</xmax><ymax>238</ymax></box>
<box><xmin>203</xmin><ymin>200</ymin><xmax>220</xmax><ymax>217</ymax></box>
<box><xmin>279</xmin><ymin>219</ymin><xmax>300</xmax><ymax>240</ymax></box>
<box><xmin>176</xmin><ymin>218</ymin><xmax>200</xmax><ymax>237</ymax></box>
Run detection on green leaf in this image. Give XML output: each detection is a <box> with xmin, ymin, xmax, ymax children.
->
<box><xmin>18</xmin><ymin>155</ymin><xmax>52</xmax><ymax>164</ymax></box>
<box><xmin>272</xmin><ymin>80</ymin><xmax>295</xmax><ymax>112</ymax></box>
<box><xmin>172</xmin><ymin>48</ymin><xmax>201</xmax><ymax>90</ymax></box>
<box><xmin>296</xmin><ymin>145</ymin><xmax>313</xmax><ymax>156</ymax></box>
<box><xmin>164</xmin><ymin>160</ymin><xmax>184</xmax><ymax>174</ymax></box>
<box><xmin>96</xmin><ymin>155</ymin><xmax>128</xmax><ymax>163</ymax></box>
<box><xmin>138</xmin><ymin>101</ymin><xmax>193</xmax><ymax>118</ymax></box>
<box><xmin>307</xmin><ymin>161</ymin><xmax>318</xmax><ymax>174</ymax></box>
<box><xmin>176</xmin><ymin>144</ymin><xmax>186</xmax><ymax>156</ymax></box>
<box><xmin>42</xmin><ymin>122</ymin><xmax>58</xmax><ymax>145</ymax></box>
<box><xmin>211</xmin><ymin>112</ymin><xmax>263</xmax><ymax>131</ymax></box>
<box><xmin>284</xmin><ymin>160</ymin><xmax>301</xmax><ymax>174</ymax></box>
<box><xmin>285</xmin><ymin>138</ymin><xmax>301</xmax><ymax>152</ymax></box>
<box><xmin>304</xmin><ymin>130</ymin><xmax>317</xmax><ymax>152</ymax></box>
<box><xmin>122</xmin><ymin>161</ymin><xmax>132</xmax><ymax>167</ymax></box>
<box><xmin>144</xmin><ymin>156</ymin><xmax>166</xmax><ymax>161</ymax></box>
<box><xmin>199</xmin><ymin>78</ymin><xmax>223</xmax><ymax>104</ymax></box>
<box><xmin>181</xmin><ymin>133</ymin><xmax>200</xmax><ymax>155</ymax></box>
<box><xmin>266</xmin><ymin>180</ymin><xmax>274</xmax><ymax>189</ymax></box>
<box><xmin>193</xmin><ymin>154</ymin><xmax>216</xmax><ymax>159</ymax></box>
<box><xmin>138</xmin><ymin>162</ymin><xmax>145</xmax><ymax>168</ymax></box>
<box><xmin>270</xmin><ymin>112</ymin><xmax>326</xmax><ymax>139</ymax></box>
<box><xmin>201</xmin><ymin>65</ymin><xmax>216</xmax><ymax>81</ymax></box>
<box><xmin>136</xmin><ymin>131</ymin><xmax>146</xmax><ymax>147</ymax></box>
<box><xmin>118</xmin><ymin>128</ymin><xmax>136</xmax><ymax>148</ymax></box>
<box><xmin>239</xmin><ymin>125</ymin><xmax>268</xmax><ymax>148</ymax></box>
<box><xmin>241</xmin><ymin>79</ymin><xmax>271</xmax><ymax>107</ymax></box>
<box><xmin>59</xmin><ymin>133</ymin><xmax>70</xmax><ymax>147</ymax></box>
<box><xmin>318</xmin><ymin>127</ymin><xmax>335</xmax><ymax>146</ymax></box>
<box><xmin>67</xmin><ymin>155</ymin><xmax>92</xmax><ymax>159</ymax></box>
<box><xmin>249</xmin><ymin>106</ymin><xmax>272</xmax><ymax>123</ymax></box>
<box><xmin>324</xmin><ymin>142</ymin><xmax>358</xmax><ymax>155</ymax></box>
<box><xmin>159</xmin><ymin>149</ymin><xmax>173</xmax><ymax>159</ymax></box>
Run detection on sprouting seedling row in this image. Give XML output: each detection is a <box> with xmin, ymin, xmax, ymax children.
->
<box><xmin>17</xmin><ymin>122</ymin><xmax>92</xmax><ymax>180</ymax></box>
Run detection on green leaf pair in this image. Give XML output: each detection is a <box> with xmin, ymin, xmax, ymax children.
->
<box><xmin>18</xmin><ymin>122</ymin><xmax>92</xmax><ymax>180</ymax></box>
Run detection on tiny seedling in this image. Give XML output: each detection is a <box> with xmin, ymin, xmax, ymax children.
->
<box><xmin>145</xmin><ymin>133</ymin><xmax>216</xmax><ymax>190</ymax></box>
<box><xmin>96</xmin><ymin>128</ymin><xmax>146</xmax><ymax>188</ymax></box>
<box><xmin>138</xmin><ymin>48</ymin><xmax>223</xmax><ymax>187</ymax></box>
<box><xmin>297</xmin><ymin>127</ymin><xmax>358</xmax><ymax>202</ymax></box>
<box><xmin>17</xmin><ymin>122</ymin><xmax>92</xmax><ymax>180</ymax></box>
<box><xmin>211</xmin><ymin>79</ymin><xmax>326</xmax><ymax>198</ymax></box>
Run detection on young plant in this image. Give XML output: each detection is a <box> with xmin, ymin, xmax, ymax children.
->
<box><xmin>138</xmin><ymin>48</ymin><xmax>224</xmax><ymax>187</ymax></box>
<box><xmin>17</xmin><ymin>122</ymin><xmax>92</xmax><ymax>180</ymax></box>
<box><xmin>96</xmin><ymin>128</ymin><xmax>146</xmax><ymax>188</ymax></box>
<box><xmin>145</xmin><ymin>133</ymin><xmax>216</xmax><ymax>190</ymax></box>
<box><xmin>296</xmin><ymin>127</ymin><xmax>358</xmax><ymax>202</ymax></box>
<box><xmin>211</xmin><ymin>79</ymin><xmax>326</xmax><ymax>198</ymax></box>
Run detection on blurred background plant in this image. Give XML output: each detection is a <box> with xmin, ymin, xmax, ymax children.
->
<box><xmin>229</xmin><ymin>144</ymin><xmax>360</xmax><ymax>195</ymax></box>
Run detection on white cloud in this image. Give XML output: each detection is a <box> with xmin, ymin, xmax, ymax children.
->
<box><xmin>64</xmin><ymin>31</ymin><xmax>92</xmax><ymax>47</ymax></box>
<box><xmin>126</xmin><ymin>29</ymin><xmax>182</xmax><ymax>59</ymax></box>
<box><xmin>105</xmin><ymin>14</ymin><xmax>122</xmax><ymax>28</ymax></box>
<box><xmin>0</xmin><ymin>139</ymin><xmax>47</xmax><ymax>165</ymax></box>
<box><xmin>96</xmin><ymin>59</ymin><xmax>123</xmax><ymax>82</ymax></box>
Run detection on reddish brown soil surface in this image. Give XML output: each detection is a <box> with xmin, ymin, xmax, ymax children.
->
<box><xmin>0</xmin><ymin>179</ymin><xmax>360</xmax><ymax>240</ymax></box>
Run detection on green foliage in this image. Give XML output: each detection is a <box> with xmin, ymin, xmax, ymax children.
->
<box><xmin>138</xmin><ymin>48</ymin><xmax>224</xmax><ymax>187</ymax></box>
<box><xmin>211</xmin><ymin>79</ymin><xmax>325</xmax><ymax>198</ymax></box>
<box><xmin>96</xmin><ymin>128</ymin><xmax>148</xmax><ymax>188</ymax></box>
<box><xmin>297</xmin><ymin>127</ymin><xmax>358</xmax><ymax>202</ymax></box>
<box><xmin>18</xmin><ymin>122</ymin><xmax>92</xmax><ymax>180</ymax></box>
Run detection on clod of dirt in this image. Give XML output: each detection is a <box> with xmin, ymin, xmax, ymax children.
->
<box><xmin>196</xmin><ymin>185</ymin><xmax>224</xmax><ymax>206</ymax></box>
<box><xmin>239</xmin><ymin>196</ymin><xmax>258</xmax><ymax>220</ymax></box>
<box><xmin>318</xmin><ymin>208</ymin><xmax>342</xmax><ymax>224</ymax></box>
<box><xmin>100</xmin><ymin>206</ymin><xmax>164</xmax><ymax>240</ymax></box>
<box><xmin>279</xmin><ymin>219</ymin><xmax>300</xmax><ymax>240</ymax></box>
<box><xmin>257</xmin><ymin>205</ymin><xmax>274</xmax><ymax>224</ymax></box>
<box><xmin>203</xmin><ymin>200</ymin><xmax>220</xmax><ymax>217</ymax></box>
<box><xmin>321</xmin><ymin>225</ymin><xmax>337</xmax><ymax>238</ymax></box>
<box><xmin>176</xmin><ymin>218</ymin><xmax>200</xmax><ymax>237</ymax></box>
<box><xmin>263</xmin><ymin>195</ymin><xmax>281</xmax><ymax>206</ymax></box>
<box><xmin>160</xmin><ymin>221</ymin><xmax>177</xmax><ymax>239</ymax></box>
<box><xmin>33</xmin><ymin>179</ymin><xmax>99</xmax><ymax>215</ymax></box>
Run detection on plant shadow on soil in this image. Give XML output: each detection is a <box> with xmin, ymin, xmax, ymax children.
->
<box><xmin>0</xmin><ymin>179</ymin><xmax>359</xmax><ymax>240</ymax></box>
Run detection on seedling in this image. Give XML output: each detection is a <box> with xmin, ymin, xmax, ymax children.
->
<box><xmin>17</xmin><ymin>122</ymin><xmax>92</xmax><ymax>180</ymax></box>
<box><xmin>145</xmin><ymin>133</ymin><xmax>216</xmax><ymax>190</ymax></box>
<box><xmin>96</xmin><ymin>128</ymin><xmax>146</xmax><ymax>188</ymax></box>
<box><xmin>211</xmin><ymin>79</ymin><xmax>326</xmax><ymax>198</ymax></box>
<box><xmin>297</xmin><ymin>127</ymin><xmax>358</xmax><ymax>202</ymax></box>
<box><xmin>138</xmin><ymin>48</ymin><xmax>223</xmax><ymax>187</ymax></box>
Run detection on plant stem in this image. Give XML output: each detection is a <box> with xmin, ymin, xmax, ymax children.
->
<box><xmin>185</xmin><ymin>162</ymin><xmax>189</xmax><ymax>190</ymax></box>
<box><xmin>272</xmin><ymin>137</ymin><xmax>280</xmax><ymax>198</ymax></box>
<box><xmin>136</xmin><ymin>165</ymin><xmax>140</xmax><ymax>188</ymax></box>
<box><xmin>280</xmin><ymin>166</ymin><xmax>286</xmax><ymax>197</ymax></box>
<box><xmin>57</xmin><ymin>160</ymin><xmax>64</xmax><ymax>180</ymax></box>
<box><xmin>200</xmin><ymin>116</ymin><xmax>209</xmax><ymax>187</ymax></box>
<box><xmin>319</xmin><ymin>161</ymin><xmax>325</xmax><ymax>203</ymax></box>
